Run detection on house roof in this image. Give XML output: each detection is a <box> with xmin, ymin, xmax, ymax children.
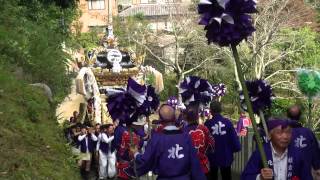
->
<box><xmin>118</xmin><ymin>4</ymin><xmax>189</xmax><ymax>17</ymax></box>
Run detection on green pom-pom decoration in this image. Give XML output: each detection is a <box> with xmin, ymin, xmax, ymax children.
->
<box><xmin>297</xmin><ymin>69</ymin><xmax>320</xmax><ymax>98</ymax></box>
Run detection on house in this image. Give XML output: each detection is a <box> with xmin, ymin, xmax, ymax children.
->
<box><xmin>76</xmin><ymin>0</ymin><xmax>118</xmax><ymax>33</ymax></box>
<box><xmin>118</xmin><ymin>3</ymin><xmax>189</xmax><ymax>32</ymax></box>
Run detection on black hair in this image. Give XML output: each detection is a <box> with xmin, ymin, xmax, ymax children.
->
<box><xmin>210</xmin><ymin>101</ymin><xmax>222</xmax><ymax>114</ymax></box>
<box><xmin>75</xmin><ymin>123</ymin><xmax>82</xmax><ymax>128</ymax></box>
<box><xmin>287</xmin><ymin>105</ymin><xmax>302</xmax><ymax>121</ymax></box>
<box><xmin>80</xmin><ymin>124</ymin><xmax>87</xmax><ymax>129</ymax></box>
<box><xmin>101</xmin><ymin>124</ymin><xmax>113</xmax><ymax>130</ymax></box>
<box><xmin>185</xmin><ymin>103</ymin><xmax>199</xmax><ymax>122</ymax></box>
<box><xmin>105</xmin><ymin>124</ymin><xmax>113</xmax><ymax>129</ymax></box>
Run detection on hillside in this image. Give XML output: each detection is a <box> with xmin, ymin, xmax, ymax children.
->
<box><xmin>0</xmin><ymin>66</ymin><xmax>80</xmax><ymax>179</ymax></box>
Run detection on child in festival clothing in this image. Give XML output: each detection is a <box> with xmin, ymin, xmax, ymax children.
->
<box><xmin>127</xmin><ymin>104</ymin><xmax>206</xmax><ymax>180</ymax></box>
<box><xmin>241</xmin><ymin>119</ymin><xmax>313</xmax><ymax>180</ymax></box>
<box><xmin>183</xmin><ymin>103</ymin><xmax>215</xmax><ymax>178</ymax></box>
<box><xmin>236</xmin><ymin>112</ymin><xmax>251</xmax><ymax>136</ymax></box>
<box><xmin>98</xmin><ymin>124</ymin><xmax>116</xmax><ymax>179</ymax></box>
<box><xmin>78</xmin><ymin>125</ymin><xmax>98</xmax><ymax>179</ymax></box>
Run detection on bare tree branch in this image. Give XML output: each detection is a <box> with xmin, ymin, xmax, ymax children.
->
<box><xmin>265</xmin><ymin>70</ymin><xmax>298</xmax><ymax>80</ymax></box>
<box><xmin>130</xmin><ymin>38</ymin><xmax>174</xmax><ymax>67</ymax></box>
<box><xmin>182</xmin><ymin>57</ymin><xmax>219</xmax><ymax>75</ymax></box>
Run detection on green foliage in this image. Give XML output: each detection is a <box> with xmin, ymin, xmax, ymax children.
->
<box><xmin>74</xmin><ymin>29</ymin><xmax>100</xmax><ymax>50</ymax></box>
<box><xmin>146</xmin><ymin>73</ymin><xmax>156</xmax><ymax>85</ymax></box>
<box><xmin>159</xmin><ymin>73</ymin><xmax>178</xmax><ymax>101</ymax></box>
<box><xmin>274</xmin><ymin>27</ymin><xmax>320</xmax><ymax>69</ymax></box>
<box><xmin>268</xmin><ymin>98</ymin><xmax>308</xmax><ymax>124</ymax></box>
<box><xmin>269</xmin><ymin>98</ymin><xmax>294</xmax><ymax>117</ymax></box>
<box><xmin>0</xmin><ymin>0</ymin><xmax>77</xmax><ymax>101</ymax></box>
<box><xmin>113</xmin><ymin>14</ymin><xmax>149</xmax><ymax>54</ymax></box>
<box><xmin>0</xmin><ymin>66</ymin><xmax>80</xmax><ymax>179</ymax></box>
<box><xmin>0</xmin><ymin>1</ymin><xmax>80</xmax><ymax>178</ymax></box>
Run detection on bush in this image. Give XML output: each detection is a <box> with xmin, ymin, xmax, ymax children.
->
<box><xmin>0</xmin><ymin>65</ymin><xmax>80</xmax><ymax>179</ymax></box>
<box><xmin>0</xmin><ymin>1</ymin><xmax>80</xmax><ymax>179</ymax></box>
<box><xmin>73</xmin><ymin>29</ymin><xmax>100</xmax><ymax>50</ymax></box>
<box><xmin>0</xmin><ymin>0</ymin><xmax>77</xmax><ymax>101</ymax></box>
<box><xmin>268</xmin><ymin>98</ymin><xmax>306</xmax><ymax>122</ymax></box>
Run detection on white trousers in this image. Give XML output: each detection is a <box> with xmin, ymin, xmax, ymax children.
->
<box><xmin>99</xmin><ymin>150</ymin><xmax>116</xmax><ymax>179</ymax></box>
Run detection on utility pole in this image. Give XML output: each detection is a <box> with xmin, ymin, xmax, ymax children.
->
<box><xmin>107</xmin><ymin>0</ymin><xmax>114</xmax><ymax>39</ymax></box>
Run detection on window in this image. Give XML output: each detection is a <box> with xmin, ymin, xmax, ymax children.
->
<box><xmin>88</xmin><ymin>0</ymin><xmax>105</xmax><ymax>10</ymax></box>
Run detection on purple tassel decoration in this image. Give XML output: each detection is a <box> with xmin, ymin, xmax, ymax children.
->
<box><xmin>198</xmin><ymin>0</ymin><xmax>257</xmax><ymax>46</ymax></box>
<box><xmin>179</xmin><ymin>76</ymin><xmax>213</xmax><ymax>105</ymax></box>
<box><xmin>239</xmin><ymin>79</ymin><xmax>274</xmax><ymax>114</ymax></box>
<box><xmin>137</xmin><ymin>85</ymin><xmax>160</xmax><ymax>116</ymax></box>
<box><xmin>107</xmin><ymin>92</ymin><xmax>137</xmax><ymax>125</ymax></box>
<box><xmin>167</xmin><ymin>96</ymin><xmax>179</xmax><ymax>109</ymax></box>
<box><xmin>212</xmin><ymin>83</ymin><xmax>227</xmax><ymax>97</ymax></box>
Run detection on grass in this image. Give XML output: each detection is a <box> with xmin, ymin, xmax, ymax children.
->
<box><xmin>0</xmin><ymin>66</ymin><xmax>80</xmax><ymax>180</ymax></box>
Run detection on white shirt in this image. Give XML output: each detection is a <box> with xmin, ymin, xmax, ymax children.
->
<box><xmin>163</xmin><ymin>125</ymin><xmax>179</xmax><ymax>131</ymax></box>
<box><xmin>78</xmin><ymin>133</ymin><xmax>98</xmax><ymax>153</ymax></box>
<box><xmin>271</xmin><ymin>143</ymin><xmax>288</xmax><ymax>180</ymax></box>
<box><xmin>256</xmin><ymin>143</ymin><xmax>288</xmax><ymax>180</ymax></box>
<box><xmin>98</xmin><ymin>133</ymin><xmax>114</xmax><ymax>154</ymax></box>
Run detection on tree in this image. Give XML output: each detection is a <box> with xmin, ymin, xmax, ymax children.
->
<box><xmin>114</xmin><ymin>13</ymin><xmax>149</xmax><ymax>56</ymax></box>
<box><xmin>114</xmin><ymin>7</ymin><xmax>225</xmax><ymax>83</ymax></box>
<box><xmin>230</xmin><ymin>0</ymin><xmax>319</xmax><ymax>95</ymax></box>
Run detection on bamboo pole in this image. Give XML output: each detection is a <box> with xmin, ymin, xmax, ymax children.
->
<box><xmin>231</xmin><ymin>44</ymin><xmax>268</xmax><ymax>168</ymax></box>
<box><xmin>259</xmin><ymin>110</ymin><xmax>269</xmax><ymax>138</ymax></box>
<box><xmin>308</xmin><ymin>97</ymin><xmax>312</xmax><ymax>129</ymax></box>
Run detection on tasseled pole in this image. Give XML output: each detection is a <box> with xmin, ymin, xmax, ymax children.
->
<box><xmin>231</xmin><ymin>44</ymin><xmax>268</xmax><ymax>168</ymax></box>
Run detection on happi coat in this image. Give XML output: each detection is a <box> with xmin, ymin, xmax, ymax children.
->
<box><xmin>126</xmin><ymin>126</ymin><xmax>206</xmax><ymax>180</ymax></box>
<box><xmin>205</xmin><ymin>114</ymin><xmax>241</xmax><ymax>167</ymax></box>
<box><xmin>241</xmin><ymin>142</ymin><xmax>313</xmax><ymax>180</ymax></box>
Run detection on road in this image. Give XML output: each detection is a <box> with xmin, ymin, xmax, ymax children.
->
<box><xmin>56</xmin><ymin>79</ymin><xmax>85</xmax><ymax>124</ymax></box>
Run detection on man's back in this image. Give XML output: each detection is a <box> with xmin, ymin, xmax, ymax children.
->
<box><xmin>132</xmin><ymin>127</ymin><xmax>206</xmax><ymax>180</ymax></box>
<box><xmin>155</xmin><ymin>131</ymin><xmax>192</xmax><ymax>177</ymax></box>
<box><xmin>292</xmin><ymin>126</ymin><xmax>320</xmax><ymax>169</ymax></box>
<box><xmin>205</xmin><ymin>114</ymin><xmax>241</xmax><ymax>167</ymax></box>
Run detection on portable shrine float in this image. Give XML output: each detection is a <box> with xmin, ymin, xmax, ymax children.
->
<box><xmin>75</xmin><ymin>26</ymin><xmax>163</xmax><ymax>125</ymax></box>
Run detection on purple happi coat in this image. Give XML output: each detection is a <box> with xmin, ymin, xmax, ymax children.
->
<box><xmin>241</xmin><ymin>142</ymin><xmax>313</xmax><ymax>180</ymax></box>
<box><xmin>292</xmin><ymin>127</ymin><xmax>320</xmax><ymax>170</ymax></box>
<box><xmin>126</xmin><ymin>127</ymin><xmax>206</xmax><ymax>180</ymax></box>
<box><xmin>204</xmin><ymin>114</ymin><xmax>241</xmax><ymax>167</ymax></box>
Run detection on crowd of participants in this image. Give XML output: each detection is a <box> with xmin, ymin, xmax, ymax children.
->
<box><xmin>64</xmin><ymin>101</ymin><xmax>320</xmax><ymax>180</ymax></box>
